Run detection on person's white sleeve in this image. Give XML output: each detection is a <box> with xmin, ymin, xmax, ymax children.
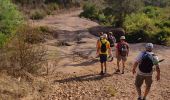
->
<box><xmin>135</xmin><ymin>52</ymin><xmax>143</xmax><ymax>63</ymax></box>
<box><xmin>153</xmin><ymin>56</ymin><xmax>159</xmax><ymax>65</ymax></box>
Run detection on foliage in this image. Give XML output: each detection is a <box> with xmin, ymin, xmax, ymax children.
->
<box><xmin>80</xmin><ymin>3</ymin><xmax>99</xmax><ymax>20</ymax></box>
<box><xmin>30</xmin><ymin>9</ymin><xmax>46</xmax><ymax>20</ymax></box>
<box><xmin>47</xmin><ymin>3</ymin><xmax>59</xmax><ymax>11</ymax></box>
<box><xmin>0</xmin><ymin>0</ymin><xmax>23</xmax><ymax>47</ymax></box>
<box><xmin>143</xmin><ymin>6</ymin><xmax>161</xmax><ymax>18</ymax></box>
<box><xmin>0</xmin><ymin>25</ymin><xmax>47</xmax><ymax>76</ymax></box>
<box><xmin>105</xmin><ymin>0</ymin><xmax>144</xmax><ymax>27</ymax></box>
<box><xmin>154</xmin><ymin>28</ymin><xmax>170</xmax><ymax>46</ymax></box>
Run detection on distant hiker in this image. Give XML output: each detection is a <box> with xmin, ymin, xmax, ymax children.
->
<box><xmin>96</xmin><ymin>34</ymin><xmax>112</xmax><ymax>75</ymax></box>
<box><xmin>108</xmin><ymin>32</ymin><xmax>116</xmax><ymax>49</ymax></box>
<box><xmin>96</xmin><ymin>32</ymin><xmax>104</xmax><ymax>57</ymax></box>
<box><xmin>116</xmin><ymin>36</ymin><xmax>129</xmax><ymax>74</ymax></box>
<box><xmin>132</xmin><ymin>43</ymin><xmax>160</xmax><ymax>100</ymax></box>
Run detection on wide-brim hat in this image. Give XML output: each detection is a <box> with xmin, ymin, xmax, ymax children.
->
<box><xmin>120</xmin><ymin>36</ymin><xmax>125</xmax><ymax>40</ymax></box>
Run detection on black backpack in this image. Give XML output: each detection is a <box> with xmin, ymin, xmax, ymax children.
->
<box><xmin>119</xmin><ymin>43</ymin><xmax>128</xmax><ymax>56</ymax></box>
<box><xmin>139</xmin><ymin>52</ymin><xmax>154</xmax><ymax>73</ymax></box>
<box><xmin>100</xmin><ymin>41</ymin><xmax>107</xmax><ymax>53</ymax></box>
<box><xmin>108</xmin><ymin>36</ymin><xmax>116</xmax><ymax>47</ymax></box>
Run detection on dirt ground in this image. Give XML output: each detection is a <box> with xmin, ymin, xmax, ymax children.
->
<box><xmin>29</xmin><ymin>9</ymin><xmax>170</xmax><ymax>100</ymax></box>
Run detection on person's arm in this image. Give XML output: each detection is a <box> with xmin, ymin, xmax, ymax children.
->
<box><xmin>108</xmin><ymin>43</ymin><xmax>112</xmax><ymax>56</ymax></box>
<box><xmin>132</xmin><ymin>52</ymin><xmax>143</xmax><ymax>75</ymax></box>
<box><xmin>155</xmin><ymin>65</ymin><xmax>160</xmax><ymax>81</ymax></box>
<box><xmin>132</xmin><ymin>61</ymin><xmax>139</xmax><ymax>75</ymax></box>
<box><xmin>127</xmin><ymin>43</ymin><xmax>129</xmax><ymax>56</ymax></box>
<box><xmin>153</xmin><ymin>55</ymin><xmax>160</xmax><ymax>81</ymax></box>
<box><xmin>116</xmin><ymin>43</ymin><xmax>119</xmax><ymax>58</ymax></box>
<box><xmin>96</xmin><ymin>40</ymin><xmax>100</xmax><ymax>55</ymax></box>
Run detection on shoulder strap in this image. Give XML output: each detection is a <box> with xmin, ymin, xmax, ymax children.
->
<box><xmin>142</xmin><ymin>52</ymin><xmax>154</xmax><ymax>62</ymax></box>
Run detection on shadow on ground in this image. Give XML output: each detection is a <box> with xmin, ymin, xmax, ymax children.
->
<box><xmin>54</xmin><ymin>73</ymin><xmax>112</xmax><ymax>83</ymax></box>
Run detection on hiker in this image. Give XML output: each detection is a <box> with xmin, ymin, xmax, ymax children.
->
<box><xmin>132</xmin><ymin>43</ymin><xmax>160</xmax><ymax>100</ymax></box>
<box><xmin>96</xmin><ymin>32</ymin><xmax>104</xmax><ymax>57</ymax></box>
<box><xmin>115</xmin><ymin>36</ymin><xmax>129</xmax><ymax>74</ymax></box>
<box><xmin>96</xmin><ymin>34</ymin><xmax>112</xmax><ymax>75</ymax></box>
<box><xmin>108</xmin><ymin>32</ymin><xmax>116</xmax><ymax>50</ymax></box>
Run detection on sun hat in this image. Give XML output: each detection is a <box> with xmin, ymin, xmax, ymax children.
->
<box><xmin>145</xmin><ymin>43</ymin><xmax>154</xmax><ymax>49</ymax></box>
<box><xmin>103</xmin><ymin>34</ymin><xmax>107</xmax><ymax>38</ymax></box>
<box><xmin>120</xmin><ymin>36</ymin><xmax>125</xmax><ymax>40</ymax></box>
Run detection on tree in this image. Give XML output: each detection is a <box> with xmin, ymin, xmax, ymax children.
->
<box><xmin>105</xmin><ymin>0</ymin><xmax>144</xmax><ymax>28</ymax></box>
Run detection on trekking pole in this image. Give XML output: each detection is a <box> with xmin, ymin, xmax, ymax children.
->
<box><xmin>158</xmin><ymin>59</ymin><xmax>165</xmax><ymax>63</ymax></box>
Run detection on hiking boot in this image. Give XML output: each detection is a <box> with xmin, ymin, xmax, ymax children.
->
<box><xmin>115</xmin><ymin>69</ymin><xmax>120</xmax><ymax>73</ymax></box>
<box><xmin>137</xmin><ymin>97</ymin><xmax>142</xmax><ymax>100</ymax></box>
<box><xmin>121</xmin><ymin>70</ymin><xmax>124</xmax><ymax>74</ymax></box>
<box><xmin>100</xmin><ymin>71</ymin><xmax>104</xmax><ymax>75</ymax></box>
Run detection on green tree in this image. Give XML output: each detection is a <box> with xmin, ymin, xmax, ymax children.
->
<box><xmin>105</xmin><ymin>0</ymin><xmax>144</xmax><ymax>28</ymax></box>
<box><xmin>0</xmin><ymin>0</ymin><xmax>23</xmax><ymax>47</ymax></box>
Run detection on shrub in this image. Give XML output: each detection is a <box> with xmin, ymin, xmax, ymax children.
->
<box><xmin>125</xmin><ymin>30</ymin><xmax>150</xmax><ymax>43</ymax></box>
<box><xmin>0</xmin><ymin>33</ymin><xmax>8</xmax><ymax>47</ymax></box>
<box><xmin>0</xmin><ymin>0</ymin><xmax>23</xmax><ymax>47</ymax></box>
<box><xmin>0</xmin><ymin>25</ymin><xmax>47</xmax><ymax>77</ymax></box>
<box><xmin>124</xmin><ymin>13</ymin><xmax>158</xmax><ymax>43</ymax></box>
<box><xmin>19</xmin><ymin>25</ymin><xmax>46</xmax><ymax>44</ymax></box>
<box><xmin>80</xmin><ymin>2</ymin><xmax>99</xmax><ymax>19</ymax></box>
<box><xmin>47</xmin><ymin>3</ymin><xmax>59</xmax><ymax>11</ymax></box>
<box><xmin>30</xmin><ymin>9</ymin><xmax>46</xmax><ymax>20</ymax></box>
<box><xmin>143</xmin><ymin>6</ymin><xmax>160</xmax><ymax>19</ymax></box>
<box><xmin>154</xmin><ymin>28</ymin><xmax>170</xmax><ymax>45</ymax></box>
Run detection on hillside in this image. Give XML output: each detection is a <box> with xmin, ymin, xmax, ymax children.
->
<box><xmin>29</xmin><ymin>9</ymin><xmax>170</xmax><ymax>100</ymax></box>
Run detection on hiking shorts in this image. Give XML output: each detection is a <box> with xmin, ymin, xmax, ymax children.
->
<box><xmin>135</xmin><ymin>74</ymin><xmax>153</xmax><ymax>90</ymax></box>
<box><xmin>100</xmin><ymin>54</ymin><xmax>107</xmax><ymax>63</ymax></box>
<box><xmin>117</xmin><ymin>55</ymin><xmax>127</xmax><ymax>61</ymax></box>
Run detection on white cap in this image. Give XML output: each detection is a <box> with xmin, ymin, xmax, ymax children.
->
<box><xmin>120</xmin><ymin>36</ymin><xmax>125</xmax><ymax>40</ymax></box>
<box><xmin>145</xmin><ymin>43</ymin><xmax>153</xmax><ymax>49</ymax></box>
<box><xmin>103</xmin><ymin>34</ymin><xmax>107</xmax><ymax>39</ymax></box>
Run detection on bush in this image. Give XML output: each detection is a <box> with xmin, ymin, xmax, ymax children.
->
<box><xmin>143</xmin><ymin>6</ymin><xmax>160</xmax><ymax>19</ymax></box>
<box><xmin>18</xmin><ymin>25</ymin><xmax>46</xmax><ymax>44</ymax></box>
<box><xmin>47</xmin><ymin>3</ymin><xmax>59</xmax><ymax>11</ymax></box>
<box><xmin>30</xmin><ymin>9</ymin><xmax>46</xmax><ymax>20</ymax></box>
<box><xmin>80</xmin><ymin>3</ymin><xmax>99</xmax><ymax>19</ymax></box>
<box><xmin>0</xmin><ymin>33</ymin><xmax>8</xmax><ymax>47</ymax></box>
<box><xmin>124</xmin><ymin>13</ymin><xmax>159</xmax><ymax>43</ymax></box>
<box><xmin>126</xmin><ymin>30</ymin><xmax>150</xmax><ymax>43</ymax></box>
<box><xmin>0</xmin><ymin>25</ymin><xmax>47</xmax><ymax>76</ymax></box>
<box><xmin>0</xmin><ymin>0</ymin><xmax>23</xmax><ymax>47</ymax></box>
<box><xmin>154</xmin><ymin>28</ymin><xmax>170</xmax><ymax>45</ymax></box>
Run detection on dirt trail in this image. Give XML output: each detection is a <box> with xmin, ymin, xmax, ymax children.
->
<box><xmin>32</xmin><ymin>10</ymin><xmax>170</xmax><ymax>100</ymax></box>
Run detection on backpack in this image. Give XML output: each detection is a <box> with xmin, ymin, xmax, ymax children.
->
<box><xmin>100</xmin><ymin>41</ymin><xmax>107</xmax><ymax>53</ymax></box>
<box><xmin>108</xmin><ymin>36</ymin><xmax>116</xmax><ymax>47</ymax></box>
<box><xmin>118</xmin><ymin>43</ymin><xmax>128</xmax><ymax>56</ymax></box>
<box><xmin>139</xmin><ymin>52</ymin><xmax>154</xmax><ymax>73</ymax></box>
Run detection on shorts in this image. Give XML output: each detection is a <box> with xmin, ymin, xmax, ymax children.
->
<box><xmin>100</xmin><ymin>54</ymin><xmax>107</xmax><ymax>63</ymax></box>
<box><xmin>117</xmin><ymin>55</ymin><xmax>127</xmax><ymax>61</ymax></box>
<box><xmin>135</xmin><ymin>74</ymin><xmax>153</xmax><ymax>89</ymax></box>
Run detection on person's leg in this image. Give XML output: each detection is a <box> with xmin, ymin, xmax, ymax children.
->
<box><xmin>100</xmin><ymin>54</ymin><xmax>104</xmax><ymax>75</ymax></box>
<box><xmin>121</xmin><ymin>56</ymin><xmax>127</xmax><ymax>74</ymax></box>
<box><xmin>143</xmin><ymin>76</ymin><xmax>153</xmax><ymax>100</ymax></box>
<box><xmin>135</xmin><ymin>75</ymin><xmax>144</xmax><ymax>99</ymax></box>
<box><xmin>116</xmin><ymin>56</ymin><xmax>121</xmax><ymax>72</ymax></box>
<box><xmin>101</xmin><ymin>63</ymin><xmax>103</xmax><ymax>72</ymax></box>
<box><xmin>104</xmin><ymin>62</ymin><xmax>107</xmax><ymax>73</ymax></box>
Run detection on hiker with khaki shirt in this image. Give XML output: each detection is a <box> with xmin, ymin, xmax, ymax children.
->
<box><xmin>96</xmin><ymin>34</ymin><xmax>112</xmax><ymax>75</ymax></box>
<box><xmin>132</xmin><ymin>43</ymin><xmax>160</xmax><ymax>100</ymax></box>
